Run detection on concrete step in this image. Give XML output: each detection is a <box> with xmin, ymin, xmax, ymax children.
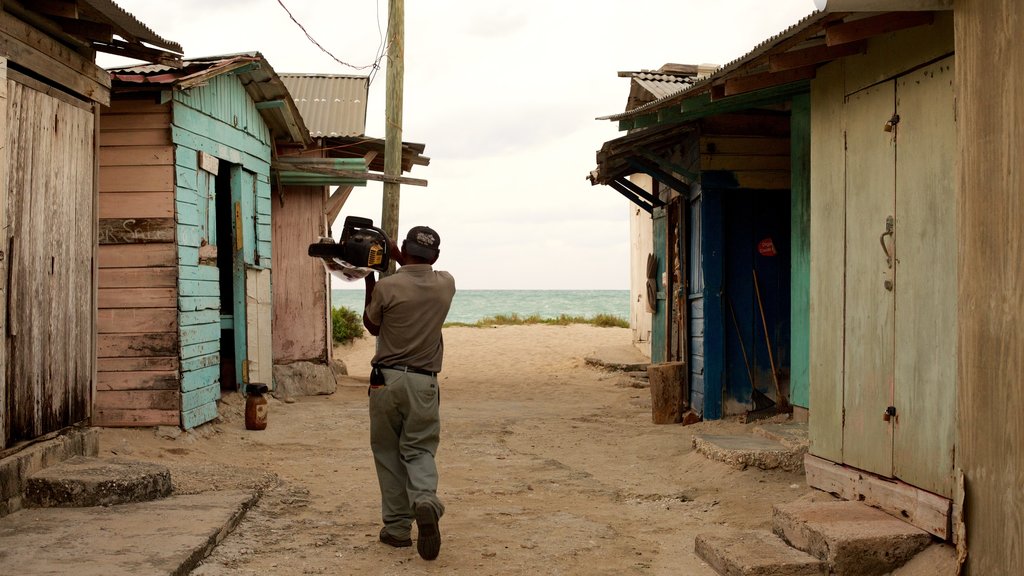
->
<box><xmin>752</xmin><ymin>421</ymin><xmax>809</xmax><ymax>451</ymax></box>
<box><xmin>694</xmin><ymin>530</ymin><xmax>828</xmax><ymax>576</ymax></box>
<box><xmin>692</xmin><ymin>434</ymin><xmax>804</xmax><ymax>472</ymax></box>
<box><xmin>772</xmin><ymin>498</ymin><xmax>934</xmax><ymax>576</ymax></box>
<box><xmin>25</xmin><ymin>456</ymin><xmax>172</xmax><ymax>508</ymax></box>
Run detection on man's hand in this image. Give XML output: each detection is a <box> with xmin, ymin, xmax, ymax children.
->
<box><xmin>388</xmin><ymin>237</ymin><xmax>406</xmax><ymax>267</ymax></box>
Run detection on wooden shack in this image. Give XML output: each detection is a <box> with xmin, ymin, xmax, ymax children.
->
<box><xmin>96</xmin><ymin>53</ymin><xmax>309</xmax><ymax>428</ymax></box>
<box><xmin>0</xmin><ymin>1</ymin><xmax>180</xmax><ymax>450</ymax></box>
<box><xmin>272</xmin><ymin>74</ymin><xmax>428</xmax><ymax>373</ymax></box>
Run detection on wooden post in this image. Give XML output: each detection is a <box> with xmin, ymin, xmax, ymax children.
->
<box><xmin>381</xmin><ymin>0</ymin><xmax>404</xmax><ymax>274</ymax></box>
<box><xmin>0</xmin><ymin>57</ymin><xmax>7</xmax><ymax>448</ymax></box>
<box><xmin>648</xmin><ymin>361</ymin><xmax>687</xmax><ymax>424</ymax></box>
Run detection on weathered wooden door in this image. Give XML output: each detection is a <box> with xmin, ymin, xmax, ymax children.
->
<box><xmin>842</xmin><ymin>57</ymin><xmax>956</xmax><ymax>496</ymax></box>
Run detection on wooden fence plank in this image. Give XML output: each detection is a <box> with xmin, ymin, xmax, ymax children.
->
<box><xmin>98</xmin><ymin>244</ymin><xmax>176</xmax><ymax>268</ymax></box>
<box><xmin>93</xmin><ymin>408</ymin><xmax>178</xmax><ymax>427</ymax></box>
<box><xmin>97</xmin><ymin>333</ymin><xmax>177</xmax><ymax>358</ymax></box>
<box><xmin>98</xmin><ymin>287</ymin><xmax>176</xmax><ymax>309</ymax></box>
<box><xmin>97</xmin><ymin>308</ymin><xmax>176</xmax><ymax>333</ymax></box>
<box><xmin>97</xmin><ymin>371</ymin><xmax>178</xmax><ymax>391</ymax></box>
<box><xmin>98</xmin><ymin>356</ymin><xmax>178</xmax><ymax>372</ymax></box>
<box><xmin>98</xmin><ymin>192</ymin><xmax>173</xmax><ymax>218</ymax></box>
<box><xmin>98</xmin><ymin>267</ymin><xmax>176</xmax><ymax>288</ymax></box>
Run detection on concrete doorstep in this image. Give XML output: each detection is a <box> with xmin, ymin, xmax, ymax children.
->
<box><xmin>772</xmin><ymin>498</ymin><xmax>934</xmax><ymax>576</ymax></box>
<box><xmin>693</xmin><ymin>434</ymin><xmax>805</xmax><ymax>473</ymax></box>
<box><xmin>694</xmin><ymin>530</ymin><xmax>828</xmax><ymax>576</ymax></box>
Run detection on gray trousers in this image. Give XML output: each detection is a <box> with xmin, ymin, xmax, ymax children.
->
<box><xmin>369</xmin><ymin>368</ymin><xmax>444</xmax><ymax>539</ymax></box>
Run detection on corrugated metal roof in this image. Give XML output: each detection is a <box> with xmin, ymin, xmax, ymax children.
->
<box><xmin>109</xmin><ymin>53</ymin><xmax>312</xmax><ymax>146</ymax></box>
<box><xmin>280</xmin><ymin>75</ymin><xmax>369</xmax><ymax>138</ymax></box>
<box><xmin>82</xmin><ymin>0</ymin><xmax>182</xmax><ymax>53</ymax></box>
<box><xmin>599</xmin><ymin>10</ymin><xmax>831</xmax><ymax>122</ymax></box>
<box><xmin>634</xmin><ymin>73</ymin><xmax>694</xmax><ymax>101</ymax></box>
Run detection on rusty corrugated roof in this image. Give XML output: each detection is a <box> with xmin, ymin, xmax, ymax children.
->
<box><xmin>280</xmin><ymin>75</ymin><xmax>369</xmax><ymax>138</ymax></box>
<box><xmin>81</xmin><ymin>0</ymin><xmax>182</xmax><ymax>53</ymax></box>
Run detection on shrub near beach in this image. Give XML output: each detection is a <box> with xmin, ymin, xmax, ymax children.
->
<box><xmin>332</xmin><ymin>306</ymin><xmax>364</xmax><ymax>344</ymax></box>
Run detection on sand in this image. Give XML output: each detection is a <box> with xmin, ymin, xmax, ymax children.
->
<box><xmin>98</xmin><ymin>324</ymin><xmax>811</xmax><ymax>575</ymax></box>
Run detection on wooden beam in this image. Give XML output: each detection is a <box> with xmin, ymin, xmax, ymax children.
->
<box><xmin>769</xmin><ymin>41</ymin><xmax>867</xmax><ymax>72</ymax></box>
<box><xmin>0</xmin><ymin>11</ymin><xmax>110</xmax><ymax>104</ymax></box>
<box><xmin>26</xmin><ymin>0</ymin><xmax>78</xmax><ymax>19</ymax></box>
<box><xmin>274</xmin><ymin>163</ymin><xmax>428</xmax><ymax>187</ymax></box>
<box><xmin>701</xmin><ymin>136</ymin><xmax>791</xmax><ymax>156</ymax></box>
<box><xmin>326</xmin><ymin>186</ymin><xmax>354</xmax><ymax>226</ymax></box>
<box><xmin>826</xmin><ymin>12</ymin><xmax>936</xmax><ymax>47</ymax></box>
<box><xmin>52</xmin><ymin>16</ymin><xmax>114</xmax><ymax>43</ymax></box>
<box><xmin>724</xmin><ymin>66</ymin><xmax>817</xmax><ymax>98</ymax></box>
<box><xmin>700</xmin><ymin>154</ymin><xmax>791</xmax><ymax>171</ymax></box>
<box><xmin>607</xmin><ymin>179</ymin><xmax>654</xmax><ymax>214</ymax></box>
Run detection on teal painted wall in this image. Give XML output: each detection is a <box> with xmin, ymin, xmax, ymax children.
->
<box><xmin>790</xmin><ymin>93</ymin><xmax>811</xmax><ymax>409</ymax></box>
<box><xmin>171</xmin><ymin>74</ymin><xmax>274</xmax><ymax>429</ymax></box>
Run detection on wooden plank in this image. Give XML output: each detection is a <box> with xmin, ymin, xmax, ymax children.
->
<box><xmin>808</xmin><ymin>60</ymin><xmax>846</xmax><ymax>462</ymax></box>
<box><xmin>99</xmin><ymin>145</ymin><xmax>174</xmax><ymax>167</ymax></box>
<box><xmin>182</xmin><ymin>401</ymin><xmax>218</xmax><ymax>429</ymax></box>
<box><xmin>0</xmin><ymin>58</ymin><xmax>8</xmax><ymax>448</ymax></box>
<box><xmin>178</xmin><ymin>264</ymin><xmax>219</xmax><ymax>282</ymax></box>
<box><xmin>98</xmin><ymin>356</ymin><xmax>178</xmax><ymax>372</ymax></box>
<box><xmin>700</xmin><ymin>136</ymin><xmax>790</xmax><ymax>156</ymax></box>
<box><xmin>790</xmin><ymin>93</ymin><xmax>811</xmax><ymax>410</ymax></box>
<box><xmin>95</xmin><ymin>389</ymin><xmax>179</xmax><ymax>410</ymax></box>
<box><xmin>699</xmin><ymin>114</ymin><xmax>791</xmax><ymax>138</ymax></box>
<box><xmin>182</xmin><ymin>364</ymin><xmax>220</xmax><ymax>393</ymax></box>
<box><xmin>180</xmin><ymin>323</ymin><xmax>220</xmax><ymax>347</ymax></box>
<box><xmin>98</xmin><ymin>218</ymin><xmax>175</xmax><ymax>244</ymax></box>
<box><xmin>893</xmin><ymin>57</ymin><xmax>956</xmax><ymax>498</ymax></box>
<box><xmin>98</xmin><ymin>267</ymin><xmax>176</xmax><ymax>288</ymax></box>
<box><xmin>97</xmin><ymin>308</ymin><xmax>176</xmax><ymax>333</ymax></box>
<box><xmin>98</xmin><ymin>192</ymin><xmax>174</xmax><ymax>218</ymax></box>
<box><xmin>97</xmin><ymin>333</ymin><xmax>177</xmax><ymax>358</ymax></box>
<box><xmin>179</xmin><ymin>296</ymin><xmax>219</xmax><ymax>312</ymax></box>
<box><xmin>99</xmin><ymin>113</ymin><xmax>171</xmax><ymax>131</ymax></box>
<box><xmin>700</xmin><ymin>154</ymin><xmax>790</xmax><ymax>171</ymax></box>
<box><xmin>100</xmin><ymin>129</ymin><xmax>171</xmax><ymax>147</ymax></box>
<box><xmin>769</xmin><ymin>41</ymin><xmax>867</xmax><ymax>72</ymax></box>
<box><xmin>97</xmin><ymin>371</ymin><xmax>178</xmax><ymax>391</ymax></box>
<box><xmin>93</xmin><ymin>408</ymin><xmax>179</xmax><ymax>427</ymax></box>
<box><xmin>98</xmin><ymin>244</ymin><xmax>176</xmax><ymax>268</ymax></box>
<box><xmin>181</xmin><ymin>353</ymin><xmax>219</xmax><ymax>373</ymax></box>
<box><xmin>98</xmin><ymin>287</ymin><xmax>176</xmax><ymax>309</ymax></box>
<box><xmin>723</xmin><ymin>66</ymin><xmax>817</xmax><ymax>98</ymax></box>
<box><xmin>0</xmin><ymin>12</ymin><xmax>109</xmax><ymax>104</ymax></box>
<box><xmin>180</xmin><ymin>309</ymin><xmax>219</xmax><ymax>327</ymax></box>
<box><xmin>956</xmin><ymin>3</ymin><xmax>1024</xmax><ymax>573</ymax></box>
<box><xmin>181</xmin><ymin>340</ymin><xmax>219</xmax><ymax>360</ymax></box>
<box><xmin>805</xmin><ymin>454</ymin><xmax>951</xmax><ymax>540</ymax></box>
<box><xmin>826</xmin><ymin>12</ymin><xmax>935</xmax><ymax>47</ymax></box>
<box><xmin>99</xmin><ymin>165</ymin><xmax>174</xmax><ymax>193</ymax></box>
<box><xmin>104</xmin><ymin>97</ymin><xmax>168</xmax><ymax>115</ymax></box>
<box><xmin>648</xmin><ymin>362</ymin><xmax>687</xmax><ymax>424</ymax></box>
<box><xmin>182</xmin><ymin>382</ymin><xmax>220</xmax><ymax>412</ymax></box>
<box><xmin>842</xmin><ymin>79</ymin><xmax>896</xmax><ymax>478</ymax></box>
<box><xmin>843</xmin><ymin>12</ymin><xmax>954</xmax><ymax>97</ymax></box>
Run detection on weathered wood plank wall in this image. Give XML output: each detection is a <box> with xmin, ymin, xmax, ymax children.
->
<box><xmin>4</xmin><ymin>79</ymin><xmax>94</xmax><ymax>442</ymax></box>
<box><xmin>955</xmin><ymin>1</ymin><xmax>1024</xmax><ymax>572</ymax></box>
<box><xmin>171</xmin><ymin>74</ymin><xmax>273</xmax><ymax>427</ymax></box>
<box><xmin>271</xmin><ymin>184</ymin><xmax>329</xmax><ymax>364</ymax></box>
<box><xmin>96</xmin><ymin>96</ymin><xmax>179</xmax><ymax>427</ymax></box>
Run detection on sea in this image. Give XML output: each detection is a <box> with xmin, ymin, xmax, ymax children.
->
<box><xmin>331</xmin><ymin>289</ymin><xmax>630</xmax><ymax>325</ymax></box>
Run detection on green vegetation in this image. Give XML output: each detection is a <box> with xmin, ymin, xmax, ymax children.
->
<box><xmin>444</xmin><ymin>313</ymin><xmax>628</xmax><ymax>329</ymax></box>
<box><xmin>332</xmin><ymin>306</ymin><xmax>364</xmax><ymax>344</ymax></box>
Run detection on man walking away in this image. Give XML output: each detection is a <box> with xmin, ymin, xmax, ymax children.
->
<box><xmin>362</xmin><ymin>225</ymin><xmax>455</xmax><ymax>561</ymax></box>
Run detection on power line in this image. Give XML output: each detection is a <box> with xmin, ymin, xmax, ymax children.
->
<box><xmin>276</xmin><ymin>0</ymin><xmax>386</xmax><ymax>79</ymax></box>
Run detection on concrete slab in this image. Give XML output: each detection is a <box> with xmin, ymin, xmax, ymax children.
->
<box><xmin>752</xmin><ymin>422</ymin><xmax>809</xmax><ymax>451</ymax></box>
<box><xmin>694</xmin><ymin>530</ymin><xmax>827</xmax><ymax>576</ymax></box>
<box><xmin>772</xmin><ymin>499</ymin><xmax>933</xmax><ymax>576</ymax></box>
<box><xmin>693</xmin><ymin>434</ymin><xmax>804</xmax><ymax>472</ymax></box>
<box><xmin>0</xmin><ymin>428</ymin><xmax>99</xmax><ymax>517</ymax></box>
<box><xmin>584</xmin><ymin>345</ymin><xmax>650</xmax><ymax>371</ymax></box>
<box><xmin>25</xmin><ymin>456</ymin><xmax>172</xmax><ymax>508</ymax></box>
<box><xmin>0</xmin><ymin>490</ymin><xmax>258</xmax><ymax>576</ymax></box>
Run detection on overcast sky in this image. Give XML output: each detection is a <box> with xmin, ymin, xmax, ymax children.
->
<box><xmin>102</xmin><ymin>0</ymin><xmax>816</xmax><ymax>290</ymax></box>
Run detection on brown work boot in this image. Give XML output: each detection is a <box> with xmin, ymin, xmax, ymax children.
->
<box><xmin>379</xmin><ymin>527</ymin><xmax>412</xmax><ymax>548</ymax></box>
<box><xmin>415</xmin><ymin>502</ymin><xmax>441</xmax><ymax>560</ymax></box>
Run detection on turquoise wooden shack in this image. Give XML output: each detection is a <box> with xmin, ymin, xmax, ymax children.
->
<box><xmin>96</xmin><ymin>53</ymin><xmax>310</xmax><ymax>428</ymax></box>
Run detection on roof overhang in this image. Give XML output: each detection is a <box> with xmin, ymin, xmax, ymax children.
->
<box><xmin>6</xmin><ymin>0</ymin><xmax>183</xmax><ymax>67</ymax></box>
<box><xmin>590</xmin><ymin>7</ymin><xmax>951</xmax><ymax>193</ymax></box>
<box><xmin>273</xmin><ymin>137</ymin><xmax>430</xmax><ymax>188</ymax></box>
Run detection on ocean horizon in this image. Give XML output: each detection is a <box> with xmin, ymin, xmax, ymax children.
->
<box><xmin>331</xmin><ymin>289</ymin><xmax>630</xmax><ymax>325</ymax></box>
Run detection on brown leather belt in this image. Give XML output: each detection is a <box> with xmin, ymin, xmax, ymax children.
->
<box><xmin>378</xmin><ymin>364</ymin><xmax>437</xmax><ymax>377</ymax></box>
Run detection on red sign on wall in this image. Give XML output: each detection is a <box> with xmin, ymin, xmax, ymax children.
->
<box><xmin>758</xmin><ymin>237</ymin><xmax>777</xmax><ymax>257</ymax></box>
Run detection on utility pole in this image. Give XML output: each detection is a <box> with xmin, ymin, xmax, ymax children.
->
<box><xmin>381</xmin><ymin>0</ymin><xmax>403</xmax><ymax>274</ymax></box>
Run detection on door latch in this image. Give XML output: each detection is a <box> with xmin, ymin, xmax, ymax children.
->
<box><xmin>883</xmin><ymin>405</ymin><xmax>897</xmax><ymax>422</ymax></box>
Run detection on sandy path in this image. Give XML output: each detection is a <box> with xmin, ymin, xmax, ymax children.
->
<box><xmin>99</xmin><ymin>325</ymin><xmax>809</xmax><ymax>575</ymax></box>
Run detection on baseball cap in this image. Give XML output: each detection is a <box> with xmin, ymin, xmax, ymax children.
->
<box><xmin>403</xmin><ymin>226</ymin><xmax>440</xmax><ymax>259</ymax></box>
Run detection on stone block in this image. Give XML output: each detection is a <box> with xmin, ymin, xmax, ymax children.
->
<box><xmin>772</xmin><ymin>499</ymin><xmax>934</xmax><ymax>575</ymax></box>
<box><xmin>25</xmin><ymin>456</ymin><xmax>172</xmax><ymax>508</ymax></box>
<box><xmin>272</xmin><ymin>361</ymin><xmax>338</xmax><ymax>399</ymax></box>
<box><xmin>694</xmin><ymin>530</ymin><xmax>827</xmax><ymax>576</ymax></box>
